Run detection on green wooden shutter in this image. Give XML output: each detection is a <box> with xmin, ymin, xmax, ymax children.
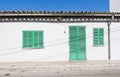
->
<box><xmin>34</xmin><ymin>31</ymin><xmax>39</xmax><ymax>48</ymax></box>
<box><xmin>23</xmin><ymin>31</ymin><xmax>44</xmax><ymax>48</ymax></box>
<box><xmin>93</xmin><ymin>28</ymin><xmax>104</xmax><ymax>46</ymax></box>
<box><xmin>69</xmin><ymin>26</ymin><xmax>77</xmax><ymax>60</ymax></box>
<box><xmin>78</xmin><ymin>27</ymin><xmax>86</xmax><ymax>60</ymax></box>
<box><xmin>99</xmin><ymin>28</ymin><xmax>104</xmax><ymax>45</ymax></box>
<box><xmin>23</xmin><ymin>31</ymin><xmax>28</xmax><ymax>48</ymax></box>
<box><xmin>69</xmin><ymin>26</ymin><xmax>86</xmax><ymax>60</ymax></box>
<box><xmin>28</xmin><ymin>31</ymin><xmax>33</xmax><ymax>47</ymax></box>
<box><xmin>39</xmin><ymin>31</ymin><xmax>44</xmax><ymax>48</ymax></box>
<box><xmin>93</xmin><ymin>28</ymin><xmax>99</xmax><ymax>45</ymax></box>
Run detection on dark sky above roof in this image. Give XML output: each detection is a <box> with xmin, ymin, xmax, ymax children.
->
<box><xmin>0</xmin><ymin>0</ymin><xmax>109</xmax><ymax>12</ymax></box>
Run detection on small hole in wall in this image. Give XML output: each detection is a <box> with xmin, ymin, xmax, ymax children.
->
<box><xmin>64</xmin><ymin>31</ymin><xmax>66</xmax><ymax>33</ymax></box>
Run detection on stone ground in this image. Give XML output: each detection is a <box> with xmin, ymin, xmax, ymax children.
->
<box><xmin>0</xmin><ymin>61</ymin><xmax>120</xmax><ymax>77</ymax></box>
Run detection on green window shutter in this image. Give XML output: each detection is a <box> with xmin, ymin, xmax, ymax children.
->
<box><xmin>93</xmin><ymin>28</ymin><xmax>104</xmax><ymax>46</ymax></box>
<box><xmin>69</xmin><ymin>26</ymin><xmax>77</xmax><ymax>53</ymax></box>
<box><xmin>34</xmin><ymin>31</ymin><xmax>39</xmax><ymax>48</ymax></box>
<box><xmin>93</xmin><ymin>28</ymin><xmax>99</xmax><ymax>45</ymax></box>
<box><xmin>78</xmin><ymin>27</ymin><xmax>86</xmax><ymax>60</ymax></box>
<box><xmin>23</xmin><ymin>31</ymin><xmax>44</xmax><ymax>49</ymax></box>
<box><xmin>39</xmin><ymin>31</ymin><xmax>44</xmax><ymax>48</ymax></box>
<box><xmin>23</xmin><ymin>31</ymin><xmax>28</xmax><ymax>48</ymax></box>
<box><xmin>28</xmin><ymin>31</ymin><xmax>33</xmax><ymax>47</ymax></box>
<box><xmin>69</xmin><ymin>26</ymin><xmax>86</xmax><ymax>60</ymax></box>
<box><xmin>99</xmin><ymin>28</ymin><xmax>104</xmax><ymax>45</ymax></box>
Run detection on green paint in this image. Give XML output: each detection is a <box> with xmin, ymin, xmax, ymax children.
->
<box><xmin>93</xmin><ymin>28</ymin><xmax>104</xmax><ymax>46</ymax></box>
<box><xmin>76</xmin><ymin>27</ymin><xmax>79</xmax><ymax>60</ymax></box>
<box><xmin>69</xmin><ymin>26</ymin><xmax>86</xmax><ymax>60</ymax></box>
<box><xmin>39</xmin><ymin>31</ymin><xmax>44</xmax><ymax>48</ymax></box>
<box><xmin>32</xmin><ymin>31</ymin><xmax>34</xmax><ymax>48</ymax></box>
<box><xmin>69</xmin><ymin>26</ymin><xmax>77</xmax><ymax>60</ymax></box>
<box><xmin>22</xmin><ymin>31</ymin><xmax>44</xmax><ymax>49</ymax></box>
<box><xmin>38</xmin><ymin>31</ymin><xmax>40</xmax><ymax>48</ymax></box>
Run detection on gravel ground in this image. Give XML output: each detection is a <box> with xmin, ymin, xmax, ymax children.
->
<box><xmin>0</xmin><ymin>61</ymin><xmax>120</xmax><ymax>77</ymax></box>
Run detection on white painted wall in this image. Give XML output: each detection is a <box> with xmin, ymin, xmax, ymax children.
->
<box><xmin>0</xmin><ymin>22</ymin><xmax>108</xmax><ymax>62</ymax></box>
<box><xmin>111</xmin><ymin>23</ymin><xmax>120</xmax><ymax>60</ymax></box>
<box><xmin>85</xmin><ymin>23</ymin><xmax>108</xmax><ymax>60</ymax></box>
<box><xmin>110</xmin><ymin>0</ymin><xmax>120</xmax><ymax>12</ymax></box>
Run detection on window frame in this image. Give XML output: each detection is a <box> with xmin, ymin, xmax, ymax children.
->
<box><xmin>93</xmin><ymin>28</ymin><xmax>104</xmax><ymax>46</ymax></box>
<box><xmin>22</xmin><ymin>30</ymin><xmax>44</xmax><ymax>49</ymax></box>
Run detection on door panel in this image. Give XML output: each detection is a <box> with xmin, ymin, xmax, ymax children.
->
<box><xmin>69</xmin><ymin>26</ymin><xmax>86</xmax><ymax>60</ymax></box>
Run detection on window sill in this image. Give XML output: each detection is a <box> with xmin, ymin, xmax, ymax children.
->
<box><xmin>22</xmin><ymin>47</ymin><xmax>44</xmax><ymax>50</ymax></box>
<box><xmin>93</xmin><ymin>45</ymin><xmax>104</xmax><ymax>47</ymax></box>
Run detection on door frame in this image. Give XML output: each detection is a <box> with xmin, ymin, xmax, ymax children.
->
<box><xmin>69</xmin><ymin>26</ymin><xmax>86</xmax><ymax>60</ymax></box>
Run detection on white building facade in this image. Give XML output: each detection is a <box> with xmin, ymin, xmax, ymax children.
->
<box><xmin>0</xmin><ymin>12</ymin><xmax>119</xmax><ymax>62</ymax></box>
<box><xmin>110</xmin><ymin>0</ymin><xmax>120</xmax><ymax>12</ymax></box>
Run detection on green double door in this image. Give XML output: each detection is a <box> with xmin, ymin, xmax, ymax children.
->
<box><xmin>69</xmin><ymin>26</ymin><xmax>86</xmax><ymax>60</ymax></box>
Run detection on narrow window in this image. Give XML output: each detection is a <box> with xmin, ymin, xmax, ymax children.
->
<box><xmin>93</xmin><ymin>28</ymin><xmax>104</xmax><ymax>46</ymax></box>
<box><xmin>23</xmin><ymin>31</ymin><xmax>44</xmax><ymax>48</ymax></box>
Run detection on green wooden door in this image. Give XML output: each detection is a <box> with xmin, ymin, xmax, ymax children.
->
<box><xmin>69</xmin><ymin>26</ymin><xmax>86</xmax><ymax>60</ymax></box>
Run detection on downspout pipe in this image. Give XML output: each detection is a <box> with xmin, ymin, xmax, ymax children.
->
<box><xmin>107</xmin><ymin>22</ymin><xmax>111</xmax><ymax>60</ymax></box>
<box><xmin>107</xmin><ymin>14</ymin><xmax>114</xmax><ymax>60</ymax></box>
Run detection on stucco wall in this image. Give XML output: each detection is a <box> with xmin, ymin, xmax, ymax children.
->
<box><xmin>110</xmin><ymin>0</ymin><xmax>120</xmax><ymax>12</ymax></box>
<box><xmin>0</xmin><ymin>22</ymin><xmax>108</xmax><ymax>62</ymax></box>
<box><xmin>111</xmin><ymin>23</ymin><xmax>120</xmax><ymax>60</ymax></box>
